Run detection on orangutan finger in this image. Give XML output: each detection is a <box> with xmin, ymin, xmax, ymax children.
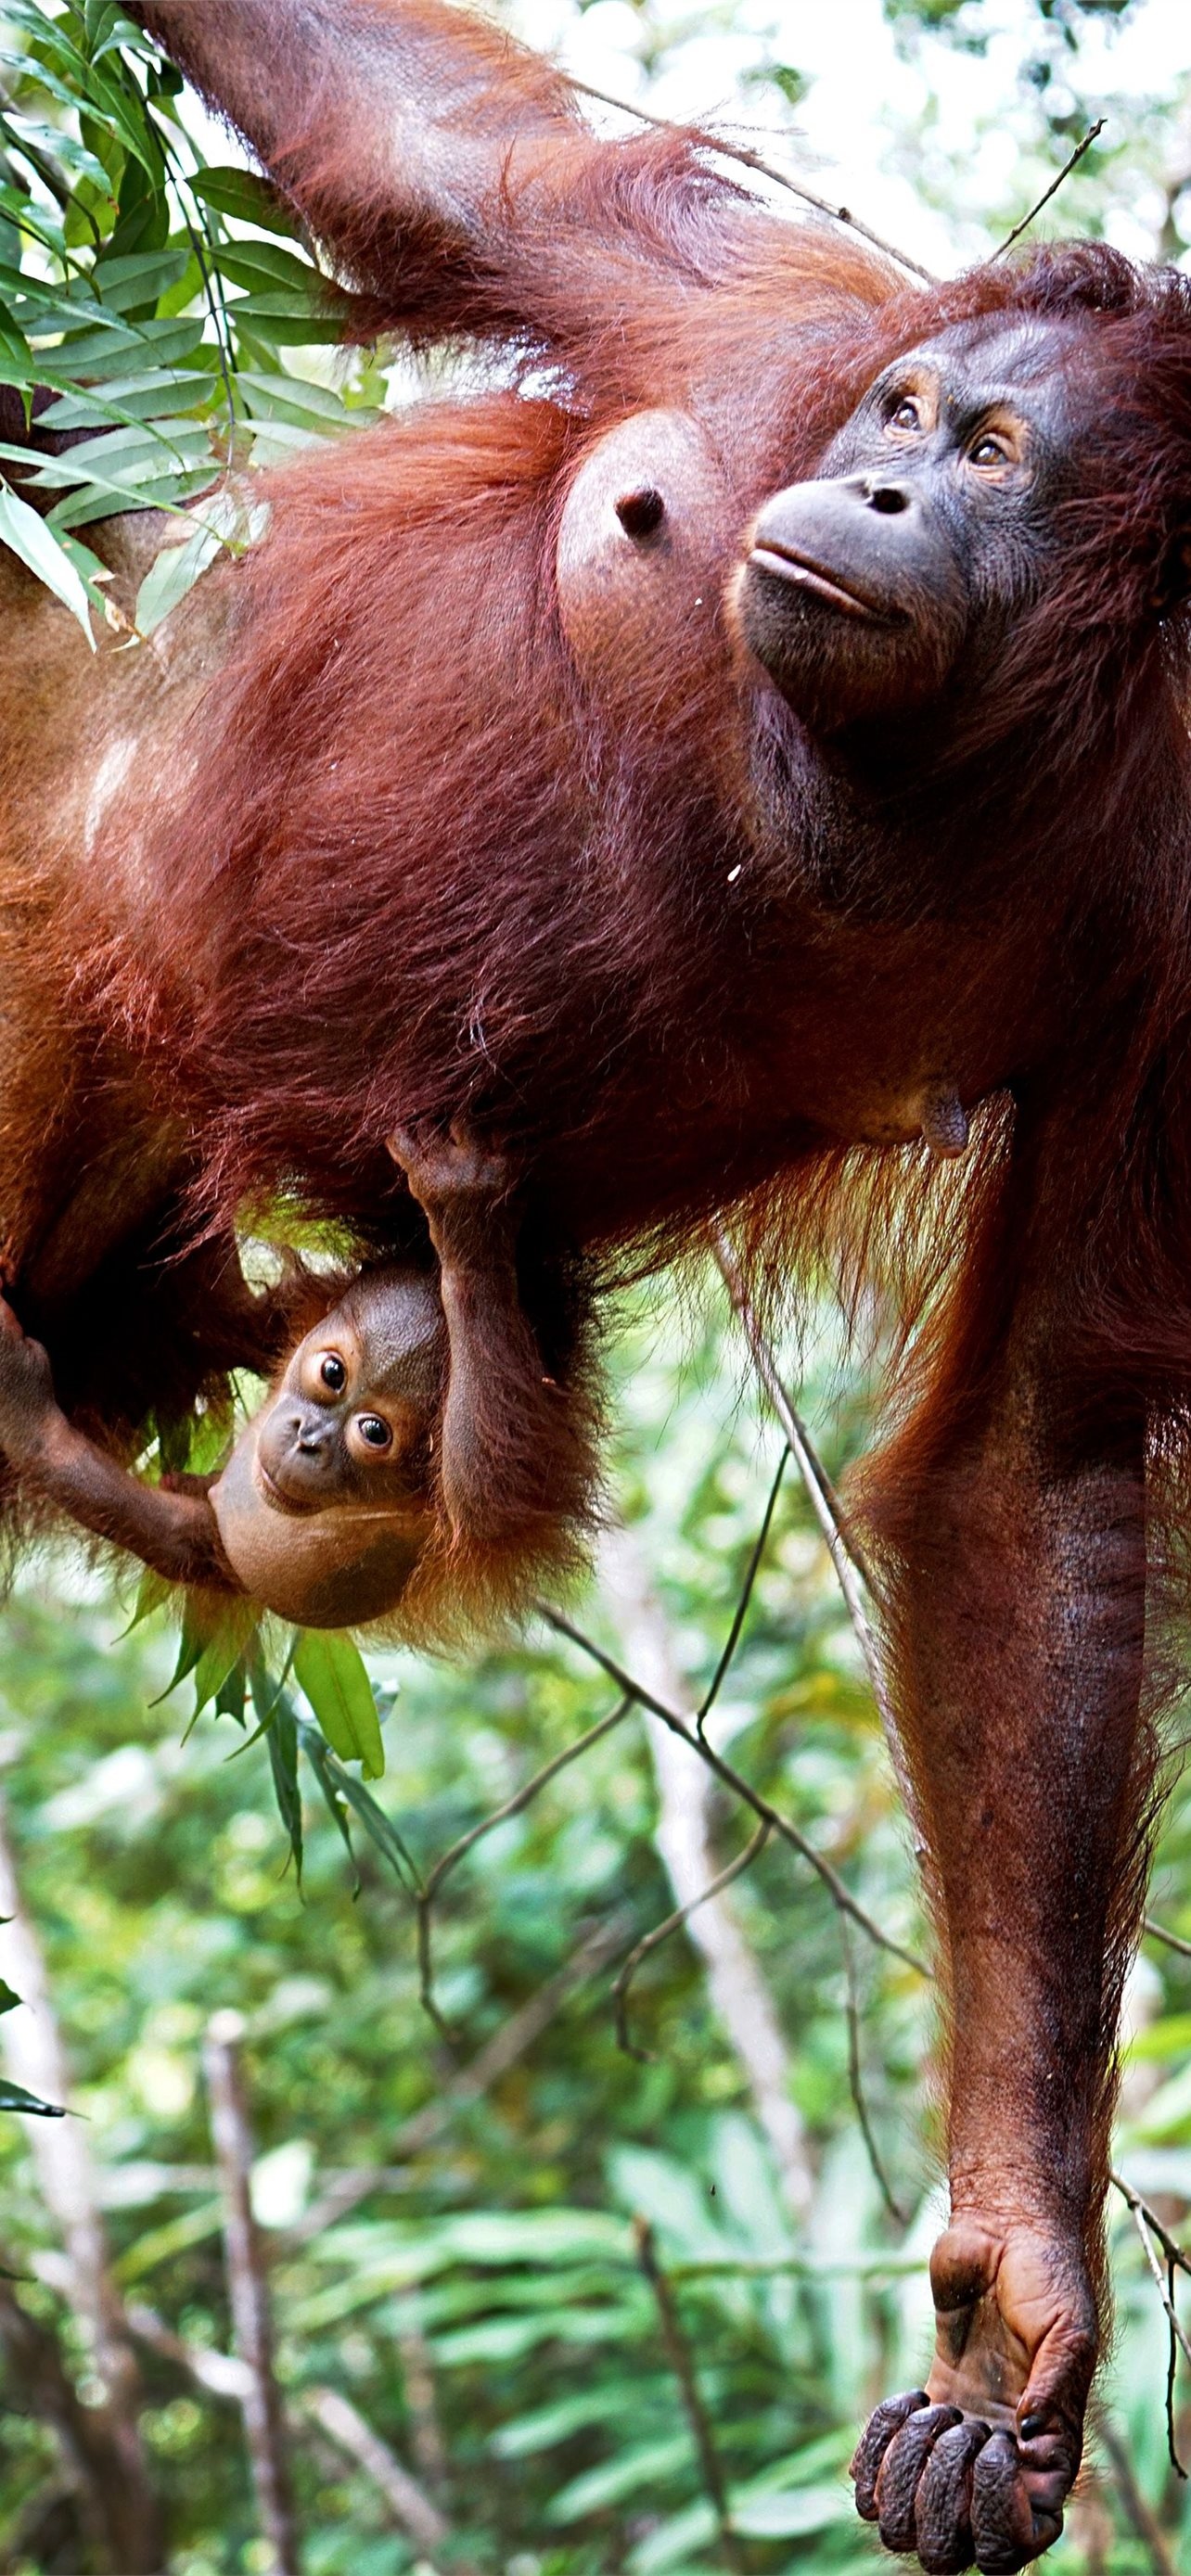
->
<box><xmin>876</xmin><ymin>2403</ymin><xmax>965</xmax><ymax>2552</ymax></box>
<box><xmin>915</xmin><ymin>2418</ymin><xmax>990</xmax><ymax>2573</ymax></box>
<box><xmin>851</xmin><ymin>2390</ymin><xmax>929</xmax><ymax>2519</ymax></box>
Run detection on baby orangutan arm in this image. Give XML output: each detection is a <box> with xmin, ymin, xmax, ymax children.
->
<box><xmin>0</xmin><ymin>1298</ymin><xmax>235</xmax><ymax>1590</ymax></box>
<box><xmin>389</xmin><ymin>1122</ymin><xmax>573</xmax><ymax>1557</ymax></box>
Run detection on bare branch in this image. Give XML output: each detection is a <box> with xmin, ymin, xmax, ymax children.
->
<box><xmin>303</xmin><ymin>2384</ymin><xmax>481</xmax><ymax>2576</ymax></box>
<box><xmin>1110</xmin><ymin>2169</ymin><xmax>1191</xmax><ymax>2479</ymax></box>
<box><xmin>840</xmin><ymin>1914</ymin><xmax>906</xmax><ymax>2226</ymax></box>
<box><xmin>416</xmin><ymin>1695</ymin><xmax>633</xmax><ymax>2029</ymax></box>
<box><xmin>613</xmin><ymin>1822</ymin><xmax>772</xmax><ymax>2060</ymax></box>
<box><xmin>633</xmin><ymin>2217</ymin><xmax>745</xmax><ymax>2575</ymax></box>
<box><xmin>127</xmin><ymin>2306</ymin><xmax>476</xmax><ymax>2572</ymax></box>
<box><xmin>1093</xmin><ymin>2403</ymin><xmax>1180</xmax><ymax>2576</ymax></box>
<box><xmin>564</xmin><ymin>76</ymin><xmax>938</xmax><ymax>283</ymax></box>
<box><xmin>294</xmin><ymin>1916</ymin><xmax>629</xmax><ymax>2238</ymax></box>
<box><xmin>203</xmin><ymin>2011</ymin><xmax>301</xmax><ymax>2576</ymax></box>
<box><xmin>1145</xmin><ymin>1914</ymin><xmax>1191</xmax><ymax>1961</ymax></box>
<box><xmin>535</xmin><ymin>1600</ymin><xmax>928</xmax><ymax>1978</ymax></box>
<box><xmin>993</xmin><ymin>120</ymin><xmax>1105</xmax><ymax>259</ymax></box>
<box><xmin>711</xmin><ymin>1233</ymin><xmax>925</xmax><ymax>1850</ymax></box>
<box><xmin>0</xmin><ymin>2277</ymin><xmax>164</xmax><ymax>2574</ymax></box>
<box><xmin>0</xmin><ymin>1795</ymin><xmax>162</xmax><ymax>2570</ymax></box>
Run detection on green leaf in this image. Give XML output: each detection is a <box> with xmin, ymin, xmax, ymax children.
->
<box><xmin>293</xmin><ymin>1630</ymin><xmax>385</xmax><ymax>1779</ymax></box>
<box><xmin>90</xmin><ymin>245</ymin><xmax>189</xmax><ymax>309</ymax></box>
<box><xmin>0</xmin><ymin>2077</ymin><xmax>65</xmax><ymax>2119</ymax></box>
<box><xmin>38</xmin><ymin>369</ymin><xmax>215</xmax><ymax>428</ymax></box>
<box><xmin>215</xmin><ymin>242</ymin><xmax>320</xmax><ymax>296</ymax></box>
<box><xmin>267</xmin><ymin>1689</ymin><xmax>303</xmax><ymax>1881</ymax></box>
<box><xmin>0</xmin><ymin>296</ymin><xmax>28</xmax><ymax>374</ymax></box>
<box><xmin>134</xmin><ymin>513</ymin><xmax>225</xmax><ymax>636</ymax></box>
<box><xmin>188</xmin><ymin>165</ymin><xmax>299</xmax><ymax>236</ymax></box>
<box><xmin>730</xmin><ymin>2484</ymin><xmax>851</xmax><ymax>2538</ymax></box>
<box><xmin>237</xmin><ymin>369</ymin><xmax>359</xmax><ymax>431</ymax></box>
<box><xmin>224</xmin><ymin>295</ymin><xmax>348</xmax><ymax>347</ymax></box>
<box><xmin>45</xmin><ymin>314</ymin><xmax>203</xmax><ymax>375</ymax></box>
<box><xmin>215</xmin><ymin>1658</ymin><xmax>247</xmax><ymax>1727</ymax></box>
<box><xmin>0</xmin><ymin>479</ymin><xmax>94</xmax><ymax>641</ymax></box>
<box><xmin>0</xmin><ymin>1981</ymin><xmax>21</xmax><ymax>2017</ymax></box>
<box><xmin>298</xmin><ymin>1719</ymin><xmax>359</xmax><ymax>1889</ymax></box>
<box><xmin>295</xmin><ymin>1717</ymin><xmax>418</xmax><ymax>1893</ymax></box>
<box><xmin>153</xmin><ymin>1600</ymin><xmax>207</xmax><ymax>1704</ymax></box>
<box><xmin>191</xmin><ymin>1615</ymin><xmax>250</xmax><ymax>1720</ymax></box>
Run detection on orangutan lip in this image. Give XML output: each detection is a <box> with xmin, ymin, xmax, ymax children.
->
<box><xmin>256</xmin><ymin>1460</ymin><xmax>308</xmax><ymax>1515</ymax></box>
<box><xmin>749</xmin><ymin>542</ymin><xmax>894</xmax><ymax>621</ymax></box>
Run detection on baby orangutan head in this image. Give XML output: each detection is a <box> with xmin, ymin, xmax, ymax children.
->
<box><xmin>210</xmin><ymin>1267</ymin><xmax>445</xmax><ymax>1628</ymax></box>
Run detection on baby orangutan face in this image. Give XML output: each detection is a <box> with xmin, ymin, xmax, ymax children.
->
<box><xmin>210</xmin><ymin>1269</ymin><xmax>446</xmax><ymax>1629</ymax></box>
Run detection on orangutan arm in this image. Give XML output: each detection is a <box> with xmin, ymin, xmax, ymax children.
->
<box><xmin>852</xmin><ymin>1218</ymin><xmax>1148</xmax><ymax>2574</ymax></box>
<box><xmin>0</xmin><ymin>1301</ymin><xmax>235</xmax><ymax>1589</ymax></box>
<box><xmin>387</xmin><ymin>1123</ymin><xmax>583</xmax><ymax>1558</ymax></box>
<box><xmin>122</xmin><ymin>0</ymin><xmax>753</xmax><ymax>340</ymax></box>
<box><xmin>126</xmin><ymin>0</ymin><xmax>583</xmax><ymax>303</ymax></box>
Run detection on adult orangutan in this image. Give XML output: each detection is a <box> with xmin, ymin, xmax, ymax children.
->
<box><xmin>5</xmin><ymin>1</ymin><xmax>1191</xmax><ymax>2562</ymax></box>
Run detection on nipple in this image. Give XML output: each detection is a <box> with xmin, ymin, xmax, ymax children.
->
<box><xmin>918</xmin><ymin>1084</ymin><xmax>969</xmax><ymax>1160</ymax></box>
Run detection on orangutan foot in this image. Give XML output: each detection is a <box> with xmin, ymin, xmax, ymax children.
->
<box><xmin>852</xmin><ymin>2219</ymin><xmax>1096</xmax><ymax>2572</ymax></box>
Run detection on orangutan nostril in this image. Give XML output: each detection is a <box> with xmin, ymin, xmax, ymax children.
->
<box><xmin>866</xmin><ymin>483</ymin><xmax>911</xmax><ymax>516</ymax></box>
<box><xmin>615</xmin><ymin>485</ymin><xmax>666</xmax><ymax>540</ymax></box>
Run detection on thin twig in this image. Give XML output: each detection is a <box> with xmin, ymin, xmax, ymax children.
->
<box><xmin>416</xmin><ymin>1696</ymin><xmax>633</xmax><ymax>2031</ymax></box>
<box><xmin>614</xmin><ymin>1822</ymin><xmax>771</xmax><ymax>2060</ymax></box>
<box><xmin>1093</xmin><ymin>2403</ymin><xmax>1180</xmax><ymax>2576</ymax></box>
<box><xmin>1110</xmin><ymin>2169</ymin><xmax>1191</xmax><ymax>2282</ymax></box>
<box><xmin>126</xmin><ymin>2309</ymin><xmax>477</xmax><ymax>2571</ymax></box>
<box><xmin>711</xmin><ymin>1235</ymin><xmax>925</xmax><ymax>1848</ymax></box>
<box><xmin>993</xmin><ymin>120</ymin><xmax>1105</xmax><ymax>259</ymax></box>
<box><xmin>1145</xmin><ymin>1914</ymin><xmax>1191</xmax><ymax>1961</ymax></box>
<box><xmin>303</xmin><ymin>2385</ymin><xmax>480</xmax><ymax>2576</ymax></box>
<box><xmin>565</xmin><ymin>74</ymin><xmax>937</xmax><ymax>283</ymax></box>
<box><xmin>296</xmin><ymin>1916</ymin><xmax>629</xmax><ymax>2236</ymax></box>
<box><xmin>536</xmin><ymin>1601</ymin><xmax>928</xmax><ymax>1977</ymax></box>
<box><xmin>1111</xmin><ymin>2169</ymin><xmax>1191</xmax><ymax>2479</ymax></box>
<box><xmin>840</xmin><ymin>1915</ymin><xmax>906</xmax><ymax>2225</ymax></box>
<box><xmin>633</xmin><ymin>2217</ymin><xmax>745</xmax><ymax>2574</ymax></box>
<box><xmin>697</xmin><ymin>1445</ymin><xmax>788</xmax><ymax>1737</ymax></box>
<box><xmin>203</xmin><ymin>2012</ymin><xmax>301</xmax><ymax>2576</ymax></box>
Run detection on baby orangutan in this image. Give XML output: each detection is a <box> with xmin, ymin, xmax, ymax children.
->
<box><xmin>0</xmin><ymin>1127</ymin><xmax>576</xmax><ymax>1631</ymax></box>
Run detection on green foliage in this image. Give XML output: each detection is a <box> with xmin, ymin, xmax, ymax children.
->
<box><xmin>0</xmin><ymin>1294</ymin><xmax>1187</xmax><ymax>2565</ymax></box>
<box><xmin>0</xmin><ymin>0</ymin><xmax>381</xmax><ymax>631</ymax></box>
<box><xmin>2</xmin><ymin>3</ymin><xmax>1191</xmax><ymax>2567</ymax></box>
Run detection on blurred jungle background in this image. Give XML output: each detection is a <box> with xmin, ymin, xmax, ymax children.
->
<box><xmin>4</xmin><ymin>1</ymin><xmax>1191</xmax><ymax>2570</ymax></box>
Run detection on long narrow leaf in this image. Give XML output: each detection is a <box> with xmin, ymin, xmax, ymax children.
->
<box><xmin>293</xmin><ymin>1629</ymin><xmax>385</xmax><ymax>1779</ymax></box>
<box><xmin>0</xmin><ymin>478</ymin><xmax>93</xmax><ymax>639</ymax></box>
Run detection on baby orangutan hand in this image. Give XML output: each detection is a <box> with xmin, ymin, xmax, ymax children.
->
<box><xmin>387</xmin><ymin>1117</ymin><xmax>515</xmax><ymax>1264</ymax></box>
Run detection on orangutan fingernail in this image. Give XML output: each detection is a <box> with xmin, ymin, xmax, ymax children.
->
<box><xmin>1019</xmin><ymin>2413</ymin><xmax>1047</xmax><ymax>2441</ymax></box>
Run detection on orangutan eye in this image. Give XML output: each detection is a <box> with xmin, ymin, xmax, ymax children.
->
<box><xmin>890</xmin><ymin>398</ymin><xmax>921</xmax><ymax>432</ymax></box>
<box><xmin>319</xmin><ymin>1353</ymin><xmax>347</xmax><ymax>1392</ymax></box>
<box><xmin>356</xmin><ymin>1413</ymin><xmax>392</xmax><ymax>1449</ymax></box>
<box><xmin>969</xmin><ymin>433</ymin><xmax>1008</xmax><ymax>468</ymax></box>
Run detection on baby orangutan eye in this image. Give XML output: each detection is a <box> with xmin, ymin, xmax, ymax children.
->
<box><xmin>319</xmin><ymin>1352</ymin><xmax>347</xmax><ymax>1393</ymax></box>
<box><xmin>356</xmin><ymin>1414</ymin><xmax>392</xmax><ymax>1449</ymax></box>
<box><xmin>969</xmin><ymin>432</ymin><xmax>1009</xmax><ymax>468</ymax></box>
<box><xmin>890</xmin><ymin>398</ymin><xmax>921</xmax><ymax>432</ymax></box>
